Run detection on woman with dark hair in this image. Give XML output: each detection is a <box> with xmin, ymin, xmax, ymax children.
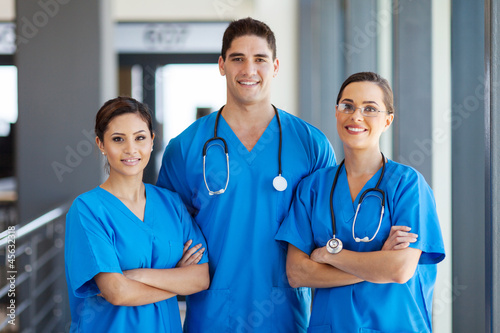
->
<box><xmin>65</xmin><ymin>96</ymin><xmax>209</xmax><ymax>332</ymax></box>
<box><xmin>276</xmin><ymin>72</ymin><xmax>445</xmax><ymax>332</ymax></box>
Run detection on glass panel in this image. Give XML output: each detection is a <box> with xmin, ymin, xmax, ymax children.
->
<box><xmin>0</xmin><ymin>65</ymin><xmax>17</xmax><ymax>137</ymax></box>
<box><xmin>157</xmin><ymin>64</ymin><xmax>226</xmax><ymax>145</ymax></box>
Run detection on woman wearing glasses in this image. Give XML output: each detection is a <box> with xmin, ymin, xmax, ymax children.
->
<box><xmin>276</xmin><ymin>72</ymin><xmax>445</xmax><ymax>332</ymax></box>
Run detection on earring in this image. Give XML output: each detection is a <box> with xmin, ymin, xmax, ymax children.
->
<box><xmin>151</xmin><ymin>147</ymin><xmax>154</xmax><ymax>152</ymax></box>
<box><xmin>101</xmin><ymin>151</ymin><xmax>105</xmax><ymax>155</ymax></box>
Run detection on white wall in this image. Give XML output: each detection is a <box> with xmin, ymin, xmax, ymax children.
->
<box><xmin>0</xmin><ymin>0</ymin><xmax>14</xmax><ymax>21</ymax></box>
<box><xmin>252</xmin><ymin>0</ymin><xmax>299</xmax><ymax>115</ymax></box>
<box><xmin>113</xmin><ymin>0</ymin><xmax>255</xmax><ymax>21</ymax></box>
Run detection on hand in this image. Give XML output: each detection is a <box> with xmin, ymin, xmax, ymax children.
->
<box><xmin>381</xmin><ymin>226</ymin><xmax>418</xmax><ymax>251</ymax></box>
<box><xmin>176</xmin><ymin>240</ymin><xmax>206</xmax><ymax>268</ymax></box>
<box><xmin>310</xmin><ymin>246</ymin><xmax>329</xmax><ymax>264</ymax></box>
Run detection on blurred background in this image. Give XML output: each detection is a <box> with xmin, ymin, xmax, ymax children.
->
<box><xmin>0</xmin><ymin>0</ymin><xmax>499</xmax><ymax>332</ymax></box>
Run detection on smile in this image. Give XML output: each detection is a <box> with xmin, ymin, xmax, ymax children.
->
<box><xmin>239</xmin><ymin>81</ymin><xmax>259</xmax><ymax>86</ymax></box>
<box><xmin>346</xmin><ymin>126</ymin><xmax>366</xmax><ymax>133</ymax></box>
<box><xmin>121</xmin><ymin>158</ymin><xmax>141</xmax><ymax>165</ymax></box>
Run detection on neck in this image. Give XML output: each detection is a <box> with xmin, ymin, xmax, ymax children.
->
<box><xmin>343</xmin><ymin>148</ymin><xmax>384</xmax><ymax>177</ymax></box>
<box><xmin>101</xmin><ymin>173</ymin><xmax>145</xmax><ymax>201</ymax></box>
<box><xmin>222</xmin><ymin>101</ymin><xmax>275</xmax><ymax>128</ymax></box>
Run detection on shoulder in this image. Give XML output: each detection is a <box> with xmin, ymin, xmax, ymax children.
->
<box><xmin>278</xmin><ymin>109</ymin><xmax>334</xmax><ymax>165</ymax></box>
<box><xmin>69</xmin><ymin>187</ymin><xmax>102</xmax><ymax>212</ymax></box>
<box><xmin>301</xmin><ymin>165</ymin><xmax>336</xmax><ymax>182</ymax></box>
<box><xmin>164</xmin><ymin>112</ymin><xmax>216</xmax><ymax>157</ymax></box>
<box><xmin>386</xmin><ymin>160</ymin><xmax>427</xmax><ymax>185</ymax></box>
<box><xmin>278</xmin><ymin>109</ymin><xmax>329</xmax><ymax>141</ymax></box>
<box><xmin>385</xmin><ymin>160</ymin><xmax>434</xmax><ymax>198</ymax></box>
<box><xmin>171</xmin><ymin>112</ymin><xmax>216</xmax><ymax>143</ymax></box>
<box><xmin>146</xmin><ymin>183</ymin><xmax>182</xmax><ymax>201</ymax></box>
<box><xmin>297</xmin><ymin>165</ymin><xmax>336</xmax><ymax>192</ymax></box>
<box><xmin>66</xmin><ymin>188</ymin><xmax>107</xmax><ymax>230</ymax></box>
<box><xmin>145</xmin><ymin>184</ymin><xmax>185</xmax><ymax>210</ymax></box>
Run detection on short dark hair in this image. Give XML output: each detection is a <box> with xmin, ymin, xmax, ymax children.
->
<box><xmin>221</xmin><ymin>17</ymin><xmax>277</xmax><ymax>60</ymax></box>
<box><xmin>336</xmin><ymin>72</ymin><xmax>394</xmax><ymax>114</ymax></box>
<box><xmin>95</xmin><ymin>96</ymin><xmax>154</xmax><ymax>142</ymax></box>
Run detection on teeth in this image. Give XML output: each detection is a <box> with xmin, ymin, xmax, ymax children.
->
<box><xmin>123</xmin><ymin>159</ymin><xmax>139</xmax><ymax>162</ymax></box>
<box><xmin>348</xmin><ymin>127</ymin><xmax>365</xmax><ymax>132</ymax></box>
<box><xmin>240</xmin><ymin>81</ymin><xmax>257</xmax><ymax>85</ymax></box>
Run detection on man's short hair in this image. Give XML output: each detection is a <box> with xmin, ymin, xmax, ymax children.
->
<box><xmin>221</xmin><ymin>17</ymin><xmax>277</xmax><ymax>60</ymax></box>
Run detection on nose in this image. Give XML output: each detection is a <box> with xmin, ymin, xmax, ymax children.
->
<box><xmin>242</xmin><ymin>60</ymin><xmax>257</xmax><ymax>76</ymax></box>
<box><xmin>124</xmin><ymin>140</ymin><xmax>137</xmax><ymax>154</ymax></box>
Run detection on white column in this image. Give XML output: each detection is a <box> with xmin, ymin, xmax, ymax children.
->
<box><xmin>253</xmin><ymin>0</ymin><xmax>299</xmax><ymax>115</ymax></box>
<box><xmin>431</xmin><ymin>1</ymin><xmax>452</xmax><ymax>332</ymax></box>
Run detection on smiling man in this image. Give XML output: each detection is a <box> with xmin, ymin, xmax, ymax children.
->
<box><xmin>157</xmin><ymin>17</ymin><xmax>335</xmax><ymax>332</ymax></box>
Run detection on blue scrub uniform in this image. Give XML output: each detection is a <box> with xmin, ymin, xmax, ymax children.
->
<box><xmin>276</xmin><ymin>160</ymin><xmax>445</xmax><ymax>333</ymax></box>
<box><xmin>65</xmin><ymin>184</ymin><xmax>208</xmax><ymax>333</ymax></box>
<box><xmin>157</xmin><ymin>109</ymin><xmax>335</xmax><ymax>333</ymax></box>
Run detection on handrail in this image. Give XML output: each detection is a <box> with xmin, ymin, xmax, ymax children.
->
<box><xmin>0</xmin><ymin>201</ymin><xmax>71</xmax><ymax>331</ymax></box>
<box><xmin>0</xmin><ymin>202</ymin><xmax>71</xmax><ymax>248</ymax></box>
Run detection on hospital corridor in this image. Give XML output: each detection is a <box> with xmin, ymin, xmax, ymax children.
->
<box><xmin>0</xmin><ymin>0</ymin><xmax>499</xmax><ymax>332</ymax></box>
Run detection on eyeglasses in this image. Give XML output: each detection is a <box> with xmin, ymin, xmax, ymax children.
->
<box><xmin>336</xmin><ymin>103</ymin><xmax>390</xmax><ymax>117</ymax></box>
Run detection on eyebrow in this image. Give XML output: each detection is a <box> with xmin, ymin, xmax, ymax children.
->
<box><xmin>110</xmin><ymin>130</ymin><xmax>146</xmax><ymax>136</ymax></box>
<box><xmin>227</xmin><ymin>52</ymin><xmax>270</xmax><ymax>59</ymax></box>
<box><xmin>341</xmin><ymin>98</ymin><xmax>380</xmax><ymax>106</ymax></box>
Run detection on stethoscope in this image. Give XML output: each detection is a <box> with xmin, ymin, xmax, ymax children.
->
<box><xmin>202</xmin><ymin>105</ymin><xmax>287</xmax><ymax>195</ymax></box>
<box><xmin>326</xmin><ymin>153</ymin><xmax>386</xmax><ymax>254</ymax></box>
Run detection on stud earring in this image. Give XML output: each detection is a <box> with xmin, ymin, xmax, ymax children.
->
<box><xmin>101</xmin><ymin>151</ymin><xmax>105</xmax><ymax>155</ymax></box>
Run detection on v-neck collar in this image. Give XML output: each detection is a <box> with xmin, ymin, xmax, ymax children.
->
<box><xmin>216</xmin><ymin>110</ymin><xmax>280</xmax><ymax>166</ymax></box>
<box><xmin>97</xmin><ymin>184</ymin><xmax>151</xmax><ymax>226</ymax></box>
<box><xmin>337</xmin><ymin>163</ymin><xmax>386</xmax><ymax>224</ymax></box>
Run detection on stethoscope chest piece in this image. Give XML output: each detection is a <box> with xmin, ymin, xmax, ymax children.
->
<box><xmin>273</xmin><ymin>175</ymin><xmax>287</xmax><ymax>191</ymax></box>
<box><xmin>326</xmin><ymin>237</ymin><xmax>343</xmax><ymax>254</ymax></box>
<box><xmin>326</xmin><ymin>153</ymin><xmax>387</xmax><ymax>251</ymax></box>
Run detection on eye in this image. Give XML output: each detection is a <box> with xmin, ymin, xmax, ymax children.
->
<box><xmin>112</xmin><ymin>137</ymin><xmax>123</xmax><ymax>142</ymax></box>
<box><xmin>339</xmin><ymin>103</ymin><xmax>355</xmax><ymax>112</ymax></box>
<box><xmin>136</xmin><ymin>135</ymin><xmax>146</xmax><ymax>141</ymax></box>
<box><xmin>232</xmin><ymin>57</ymin><xmax>243</xmax><ymax>62</ymax></box>
<box><xmin>364</xmin><ymin>106</ymin><xmax>378</xmax><ymax>113</ymax></box>
<box><xmin>256</xmin><ymin>58</ymin><xmax>266</xmax><ymax>62</ymax></box>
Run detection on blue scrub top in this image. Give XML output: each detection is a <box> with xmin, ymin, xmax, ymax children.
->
<box><xmin>157</xmin><ymin>109</ymin><xmax>335</xmax><ymax>333</ymax></box>
<box><xmin>65</xmin><ymin>184</ymin><xmax>208</xmax><ymax>333</ymax></box>
<box><xmin>276</xmin><ymin>160</ymin><xmax>445</xmax><ymax>333</ymax></box>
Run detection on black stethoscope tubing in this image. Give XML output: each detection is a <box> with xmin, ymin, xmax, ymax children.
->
<box><xmin>330</xmin><ymin>152</ymin><xmax>386</xmax><ymax>239</ymax></box>
<box><xmin>203</xmin><ymin>105</ymin><xmax>285</xmax><ymax>194</ymax></box>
